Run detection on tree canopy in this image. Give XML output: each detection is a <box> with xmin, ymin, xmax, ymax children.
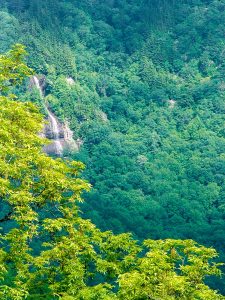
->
<box><xmin>1</xmin><ymin>0</ymin><xmax>225</xmax><ymax>295</ymax></box>
<box><xmin>0</xmin><ymin>44</ymin><xmax>224</xmax><ymax>299</ymax></box>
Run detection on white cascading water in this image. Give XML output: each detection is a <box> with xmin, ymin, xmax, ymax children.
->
<box><xmin>33</xmin><ymin>76</ymin><xmax>44</xmax><ymax>98</ymax></box>
<box><xmin>32</xmin><ymin>76</ymin><xmax>63</xmax><ymax>156</ymax></box>
<box><xmin>46</xmin><ymin>109</ymin><xmax>63</xmax><ymax>155</ymax></box>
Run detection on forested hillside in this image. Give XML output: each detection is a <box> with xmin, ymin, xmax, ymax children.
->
<box><xmin>0</xmin><ymin>43</ymin><xmax>225</xmax><ymax>300</ymax></box>
<box><xmin>1</xmin><ymin>0</ymin><xmax>225</xmax><ymax>294</ymax></box>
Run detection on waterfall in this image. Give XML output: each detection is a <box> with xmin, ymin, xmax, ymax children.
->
<box><xmin>33</xmin><ymin>76</ymin><xmax>44</xmax><ymax>98</ymax></box>
<box><xmin>46</xmin><ymin>108</ymin><xmax>63</xmax><ymax>156</ymax></box>
<box><xmin>31</xmin><ymin>75</ymin><xmax>80</xmax><ymax>156</ymax></box>
<box><xmin>31</xmin><ymin>75</ymin><xmax>63</xmax><ymax>156</ymax></box>
<box><xmin>47</xmin><ymin>109</ymin><xmax>60</xmax><ymax>139</ymax></box>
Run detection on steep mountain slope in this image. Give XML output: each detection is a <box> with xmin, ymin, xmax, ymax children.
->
<box><xmin>1</xmin><ymin>0</ymin><xmax>225</xmax><ymax>291</ymax></box>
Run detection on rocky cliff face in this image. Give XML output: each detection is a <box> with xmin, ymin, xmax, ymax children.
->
<box><xmin>30</xmin><ymin>75</ymin><xmax>81</xmax><ymax>156</ymax></box>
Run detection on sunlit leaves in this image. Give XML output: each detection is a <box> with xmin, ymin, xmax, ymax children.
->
<box><xmin>0</xmin><ymin>44</ymin><xmax>33</xmax><ymax>93</ymax></box>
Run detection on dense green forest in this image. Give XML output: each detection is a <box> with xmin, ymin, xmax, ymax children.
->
<box><xmin>1</xmin><ymin>0</ymin><xmax>225</xmax><ymax>296</ymax></box>
<box><xmin>0</xmin><ymin>43</ymin><xmax>224</xmax><ymax>300</ymax></box>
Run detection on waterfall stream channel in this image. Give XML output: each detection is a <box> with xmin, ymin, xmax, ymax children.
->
<box><xmin>31</xmin><ymin>76</ymin><xmax>67</xmax><ymax>156</ymax></box>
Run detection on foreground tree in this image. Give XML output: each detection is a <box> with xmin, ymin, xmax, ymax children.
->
<box><xmin>0</xmin><ymin>45</ymin><xmax>224</xmax><ymax>299</ymax></box>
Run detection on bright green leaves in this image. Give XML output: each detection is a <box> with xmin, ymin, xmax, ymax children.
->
<box><xmin>117</xmin><ymin>239</ymin><xmax>224</xmax><ymax>300</ymax></box>
<box><xmin>0</xmin><ymin>44</ymin><xmax>33</xmax><ymax>93</ymax></box>
<box><xmin>0</xmin><ymin>45</ymin><xmax>91</xmax><ymax>299</ymax></box>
